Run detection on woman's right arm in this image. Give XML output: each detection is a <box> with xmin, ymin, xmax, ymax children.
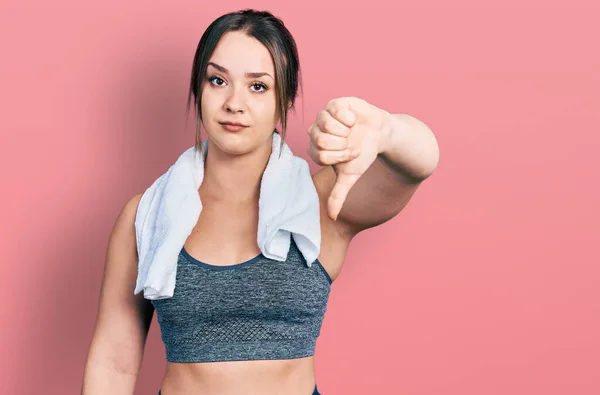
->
<box><xmin>81</xmin><ymin>194</ymin><xmax>155</xmax><ymax>395</ymax></box>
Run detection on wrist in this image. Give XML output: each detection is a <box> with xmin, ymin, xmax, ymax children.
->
<box><xmin>378</xmin><ymin>111</ymin><xmax>401</xmax><ymax>155</ymax></box>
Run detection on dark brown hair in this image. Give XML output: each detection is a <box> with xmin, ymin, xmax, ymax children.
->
<box><xmin>186</xmin><ymin>9</ymin><xmax>302</xmax><ymax>151</ymax></box>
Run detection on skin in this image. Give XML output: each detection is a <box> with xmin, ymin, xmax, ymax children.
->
<box><xmin>81</xmin><ymin>31</ymin><xmax>439</xmax><ymax>395</ymax></box>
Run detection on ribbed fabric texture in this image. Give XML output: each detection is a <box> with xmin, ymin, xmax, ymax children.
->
<box><xmin>151</xmin><ymin>237</ymin><xmax>332</xmax><ymax>363</ymax></box>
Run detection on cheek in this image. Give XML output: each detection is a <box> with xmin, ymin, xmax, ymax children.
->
<box><xmin>252</xmin><ymin>95</ymin><xmax>278</xmax><ymax>124</ymax></box>
<box><xmin>200</xmin><ymin>89</ymin><xmax>219</xmax><ymax>119</ymax></box>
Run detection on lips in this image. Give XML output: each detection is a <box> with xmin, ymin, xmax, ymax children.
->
<box><xmin>219</xmin><ymin>121</ymin><xmax>248</xmax><ymax>127</ymax></box>
<box><xmin>219</xmin><ymin>121</ymin><xmax>248</xmax><ymax>133</ymax></box>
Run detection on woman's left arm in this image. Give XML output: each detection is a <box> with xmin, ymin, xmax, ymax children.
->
<box><xmin>310</xmin><ymin>96</ymin><xmax>440</xmax><ymax>238</ymax></box>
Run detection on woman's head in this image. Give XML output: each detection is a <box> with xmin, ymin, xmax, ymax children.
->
<box><xmin>187</xmin><ymin>9</ymin><xmax>301</xmax><ymax>156</ymax></box>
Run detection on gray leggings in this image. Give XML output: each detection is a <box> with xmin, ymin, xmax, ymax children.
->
<box><xmin>159</xmin><ymin>385</ymin><xmax>320</xmax><ymax>394</ymax></box>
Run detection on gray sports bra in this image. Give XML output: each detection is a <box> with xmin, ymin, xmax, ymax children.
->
<box><xmin>151</xmin><ymin>236</ymin><xmax>332</xmax><ymax>363</ymax></box>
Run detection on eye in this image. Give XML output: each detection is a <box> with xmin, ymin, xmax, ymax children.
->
<box><xmin>251</xmin><ymin>82</ymin><xmax>268</xmax><ymax>93</ymax></box>
<box><xmin>208</xmin><ymin>76</ymin><xmax>226</xmax><ymax>86</ymax></box>
<box><xmin>207</xmin><ymin>75</ymin><xmax>268</xmax><ymax>93</ymax></box>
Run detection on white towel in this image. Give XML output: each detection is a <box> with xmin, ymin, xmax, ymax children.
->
<box><xmin>133</xmin><ymin>131</ymin><xmax>321</xmax><ymax>300</ymax></box>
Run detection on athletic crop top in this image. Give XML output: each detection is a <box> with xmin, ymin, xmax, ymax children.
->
<box><xmin>151</xmin><ymin>236</ymin><xmax>332</xmax><ymax>363</ymax></box>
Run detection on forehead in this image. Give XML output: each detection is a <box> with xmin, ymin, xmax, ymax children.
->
<box><xmin>209</xmin><ymin>31</ymin><xmax>275</xmax><ymax>76</ymax></box>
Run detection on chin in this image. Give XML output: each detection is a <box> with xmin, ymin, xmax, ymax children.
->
<box><xmin>205</xmin><ymin>128</ymin><xmax>257</xmax><ymax>156</ymax></box>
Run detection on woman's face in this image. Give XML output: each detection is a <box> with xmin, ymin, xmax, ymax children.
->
<box><xmin>200</xmin><ymin>31</ymin><xmax>278</xmax><ymax>156</ymax></box>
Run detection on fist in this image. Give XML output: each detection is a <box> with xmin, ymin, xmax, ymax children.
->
<box><xmin>308</xmin><ymin>96</ymin><xmax>389</xmax><ymax>220</ymax></box>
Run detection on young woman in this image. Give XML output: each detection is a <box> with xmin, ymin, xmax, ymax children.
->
<box><xmin>82</xmin><ymin>9</ymin><xmax>439</xmax><ymax>395</ymax></box>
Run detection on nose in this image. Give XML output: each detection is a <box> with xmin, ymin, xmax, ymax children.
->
<box><xmin>223</xmin><ymin>87</ymin><xmax>245</xmax><ymax>114</ymax></box>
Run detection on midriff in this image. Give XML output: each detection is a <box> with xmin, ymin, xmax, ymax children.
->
<box><xmin>158</xmin><ymin>355</ymin><xmax>316</xmax><ymax>395</ymax></box>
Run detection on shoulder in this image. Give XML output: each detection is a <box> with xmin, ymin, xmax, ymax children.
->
<box><xmin>109</xmin><ymin>193</ymin><xmax>144</xmax><ymax>243</ymax></box>
<box><xmin>119</xmin><ymin>193</ymin><xmax>144</xmax><ymax>225</ymax></box>
<box><xmin>126</xmin><ymin>193</ymin><xmax>144</xmax><ymax>214</ymax></box>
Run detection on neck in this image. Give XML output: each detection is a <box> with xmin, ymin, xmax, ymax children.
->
<box><xmin>200</xmin><ymin>136</ymin><xmax>274</xmax><ymax>204</ymax></box>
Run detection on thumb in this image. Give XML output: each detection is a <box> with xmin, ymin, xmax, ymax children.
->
<box><xmin>328</xmin><ymin>172</ymin><xmax>361</xmax><ymax>221</ymax></box>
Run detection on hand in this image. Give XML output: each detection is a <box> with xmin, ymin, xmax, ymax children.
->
<box><xmin>308</xmin><ymin>96</ymin><xmax>390</xmax><ymax>221</ymax></box>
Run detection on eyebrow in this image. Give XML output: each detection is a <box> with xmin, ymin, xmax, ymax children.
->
<box><xmin>207</xmin><ymin>62</ymin><xmax>273</xmax><ymax>80</ymax></box>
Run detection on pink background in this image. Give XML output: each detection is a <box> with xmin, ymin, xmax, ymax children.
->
<box><xmin>1</xmin><ymin>0</ymin><xmax>599</xmax><ymax>394</ymax></box>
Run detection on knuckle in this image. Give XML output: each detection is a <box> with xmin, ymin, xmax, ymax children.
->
<box><xmin>317</xmin><ymin>151</ymin><xmax>330</xmax><ymax>164</ymax></box>
<box><xmin>327</xmin><ymin>98</ymin><xmax>342</xmax><ymax>112</ymax></box>
<box><xmin>309</xmin><ymin>147</ymin><xmax>320</xmax><ymax>162</ymax></box>
<box><xmin>316</xmin><ymin>110</ymin><xmax>326</xmax><ymax>121</ymax></box>
<box><xmin>316</xmin><ymin>133</ymin><xmax>327</xmax><ymax>149</ymax></box>
<box><xmin>321</xmin><ymin>111</ymin><xmax>332</xmax><ymax>125</ymax></box>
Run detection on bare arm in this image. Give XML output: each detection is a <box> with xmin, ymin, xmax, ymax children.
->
<box><xmin>341</xmin><ymin>113</ymin><xmax>438</xmax><ymax>233</ymax></box>
<box><xmin>81</xmin><ymin>193</ymin><xmax>154</xmax><ymax>395</ymax></box>
<box><xmin>312</xmin><ymin>111</ymin><xmax>440</xmax><ymax>238</ymax></box>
